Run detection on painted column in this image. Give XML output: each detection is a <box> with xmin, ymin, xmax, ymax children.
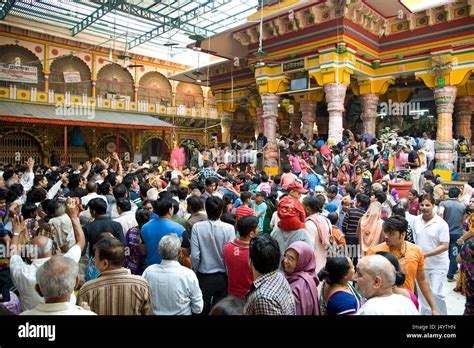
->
<box><xmin>91</xmin><ymin>80</ymin><xmax>97</xmax><ymax>98</ymax></box>
<box><xmin>290</xmin><ymin>112</ymin><xmax>302</xmax><ymax>135</ymax></box>
<box><xmin>300</xmin><ymin>101</ymin><xmax>317</xmax><ymax>140</ymax></box>
<box><xmin>325</xmin><ymin>83</ymin><xmax>348</xmax><ymax>143</ymax></box>
<box><xmin>256</xmin><ymin>106</ymin><xmax>264</xmax><ymax>135</ymax></box>
<box><xmin>454</xmin><ymin>96</ymin><xmax>474</xmax><ymax>141</ymax></box>
<box><xmin>434</xmin><ymin>86</ymin><xmax>457</xmax><ymax>170</ymax></box>
<box><xmin>220</xmin><ymin>111</ymin><xmax>233</xmax><ymax>144</ymax></box>
<box><xmin>261</xmin><ymin>93</ymin><xmax>279</xmax><ymax>169</ymax></box>
<box><xmin>360</xmin><ymin>93</ymin><xmax>379</xmax><ymax>137</ymax></box>
<box><xmin>63</xmin><ymin>126</ymin><xmax>68</xmax><ymax>166</ymax></box>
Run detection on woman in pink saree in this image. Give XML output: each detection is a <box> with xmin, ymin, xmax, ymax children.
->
<box><xmin>357</xmin><ymin>201</ymin><xmax>384</xmax><ymax>256</ymax></box>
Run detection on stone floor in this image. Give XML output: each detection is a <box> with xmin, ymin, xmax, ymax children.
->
<box><xmin>445</xmin><ymin>278</ymin><xmax>465</xmax><ymax>315</ymax></box>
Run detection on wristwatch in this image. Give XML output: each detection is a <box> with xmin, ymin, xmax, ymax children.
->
<box><xmin>13</xmin><ymin>232</ymin><xmax>20</xmax><ymax>236</ymax></box>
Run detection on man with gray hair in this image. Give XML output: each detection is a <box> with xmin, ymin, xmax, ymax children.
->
<box><xmin>21</xmin><ymin>256</ymin><xmax>96</xmax><ymax>315</ymax></box>
<box><xmin>354</xmin><ymin>255</ymin><xmax>419</xmax><ymax>315</ymax></box>
<box><xmin>10</xmin><ymin>198</ymin><xmax>86</xmax><ymax>311</ymax></box>
<box><xmin>142</xmin><ymin>234</ymin><xmax>203</xmax><ymax>315</ymax></box>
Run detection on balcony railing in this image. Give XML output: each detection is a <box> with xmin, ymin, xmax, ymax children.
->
<box><xmin>0</xmin><ymin>86</ymin><xmax>219</xmax><ymax>119</ymax></box>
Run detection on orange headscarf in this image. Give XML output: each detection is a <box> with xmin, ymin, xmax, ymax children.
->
<box><xmin>359</xmin><ymin>202</ymin><xmax>384</xmax><ymax>255</ymax></box>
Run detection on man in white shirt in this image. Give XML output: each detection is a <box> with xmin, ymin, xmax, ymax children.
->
<box><xmin>355</xmin><ymin>255</ymin><xmax>419</xmax><ymax>315</ymax></box>
<box><xmin>114</xmin><ymin>198</ymin><xmax>138</xmax><ymax>236</ymax></box>
<box><xmin>143</xmin><ymin>234</ymin><xmax>203</xmax><ymax>315</ymax></box>
<box><xmin>9</xmin><ymin>198</ymin><xmax>86</xmax><ymax>311</ymax></box>
<box><xmin>412</xmin><ymin>194</ymin><xmax>449</xmax><ymax>315</ymax></box>
<box><xmin>81</xmin><ymin>181</ymin><xmax>107</xmax><ymax>207</ymax></box>
<box><xmin>21</xmin><ymin>256</ymin><xmax>96</xmax><ymax>315</ymax></box>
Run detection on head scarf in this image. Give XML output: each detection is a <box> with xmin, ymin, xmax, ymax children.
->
<box><xmin>461</xmin><ymin>183</ymin><xmax>473</xmax><ymax>206</ymax></box>
<box><xmin>359</xmin><ymin>202</ymin><xmax>384</xmax><ymax>254</ymax></box>
<box><xmin>282</xmin><ymin>241</ymin><xmax>320</xmax><ymax>315</ymax></box>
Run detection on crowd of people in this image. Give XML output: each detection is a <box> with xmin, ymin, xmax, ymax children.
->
<box><xmin>0</xmin><ymin>128</ymin><xmax>472</xmax><ymax>316</ymax></box>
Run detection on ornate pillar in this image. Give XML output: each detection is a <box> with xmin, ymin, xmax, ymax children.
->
<box><xmin>455</xmin><ymin>96</ymin><xmax>474</xmax><ymax>141</ymax></box>
<box><xmin>434</xmin><ymin>86</ymin><xmax>457</xmax><ymax>170</ymax></box>
<box><xmin>360</xmin><ymin>93</ymin><xmax>379</xmax><ymax>137</ymax></box>
<box><xmin>220</xmin><ymin>111</ymin><xmax>233</xmax><ymax>144</ymax></box>
<box><xmin>290</xmin><ymin>112</ymin><xmax>302</xmax><ymax>135</ymax></box>
<box><xmin>261</xmin><ymin>93</ymin><xmax>279</xmax><ymax>169</ymax></box>
<box><xmin>325</xmin><ymin>83</ymin><xmax>347</xmax><ymax>143</ymax></box>
<box><xmin>300</xmin><ymin>101</ymin><xmax>317</xmax><ymax>141</ymax></box>
<box><xmin>256</xmin><ymin>106</ymin><xmax>264</xmax><ymax>135</ymax></box>
<box><xmin>91</xmin><ymin>80</ymin><xmax>97</xmax><ymax>98</ymax></box>
<box><xmin>43</xmin><ymin>73</ymin><xmax>49</xmax><ymax>92</ymax></box>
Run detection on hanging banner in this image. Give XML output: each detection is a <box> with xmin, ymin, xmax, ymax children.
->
<box><xmin>63</xmin><ymin>71</ymin><xmax>81</xmax><ymax>83</ymax></box>
<box><xmin>0</xmin><ymin>63</ymin><xmax>38</xmax><ymax>83</ymax></box>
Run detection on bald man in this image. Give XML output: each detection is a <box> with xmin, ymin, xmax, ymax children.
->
<box><xmin>9</xmin><ymin>198</ymin><xmax>85</xmax><ymax>311</ymax></box>
<box><xmin>354</xmin><ymin>255</ymin><xmax>419</xmax><ymax>315</ymax></box>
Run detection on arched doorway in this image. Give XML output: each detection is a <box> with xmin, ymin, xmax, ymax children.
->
<box><xmin>96</xmin><ymin>63</ymin><xmax>134</xmax><ymax>100</ymax></box>
<box><xmin>0</xmin><ymin>45</ymin><xmax>45</xmax><ymax>90</ymax></box>
<box><xmin>175</xmin><ymin>82</ymin><xmax>203</xmax><ymax>108</ymax></box>
<box><xmin>0</xmin><ymin>132</ymin><xmax>43</xmax><ymax>164</ymax></box>
<box><xmin>96</xmin><ymin>136</ymin><xmax>130</xmax><ymax>160</ymax></box>
<box><xmin>50</xmin><ymin>55</ymin><xmax>92</xmax><ymax>96</ymax></box>
<box><xmin>142</xmin><ymin>137</ymin><xmax>168</xmax><ymax>164</ymax></box>
<box><xmin>138</xmin><ymin>71</ymin><xmax>172</xmax><ymax>104</ymax></box>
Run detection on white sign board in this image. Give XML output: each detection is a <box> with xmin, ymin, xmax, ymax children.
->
<box><xmin>465</xmin><ymin>161</ymin><xmax>474</xmax><ymax>168</ymax></box>
<box><xmin>0</xmin><ymin>63</ymin><xmax>38</xmax><ymax>83</ymax></box>
<box><xmin>63</xmin><ymin>71</ymin><xmax>81</xmax><ymax>83</ymax></box>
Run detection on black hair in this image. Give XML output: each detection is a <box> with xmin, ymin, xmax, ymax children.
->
<box><xmin>0</xmin><ymin>189</ymin><xmax>8</xmax><ymax>201</ymax></box>
<box><xmin>255</xmin><ymin>191</ymin><xmax>267</xmax><ymax>199</ymax></box>
<box><xmin>220</xmin><ymin>213</ymin><xmax>236</xmax><ymax>226</ymax></box>
<box><xmin>345</xmin><ymin>186</ymin><xmax>356</xmax><ymax>200</ymax></box>
<box><xmin>98</xmin><ymin>181</ymin><xmax>112</xmax><ymax>196</ymax></box>
<box><xmin>116</xmin><ymin>197</ymin><xmax>131</xmax><ymax>213</ymax></box>
<box><xmin>383</xmin><ymin>215</ymin><xmax>408</xmax><ymax>234</ymax></box>
<box><xmin>159</xmin><ymin>190</ymin><xmax>173</xmax><ymax>200</ymax></box>
<box><xmin>356</xmin><ymin>193</ymin><xmax>370</xmax><ymax>209</ymax></box>
<box><xmin>249</xmin><ymin>234</ymin><xmax>281</xmax><ymax>274</ymax></box>
<box><xmin>33</xmin><ymin>175</ymin><xmax>45</xmax><ymax>187</ymax></box>
<box><xmin>171</xmin><ymin>199</ymin><xmax>180</xmax><ymax>215</ymax></box>
<box><xmin>409</xmin><ymin>189</ymin><xmax>419</xmax><ymax>197</ymax></box>
<box><xmin>237</xmin><ymin>215</ymin><xmax>258</xmax><ymax>238</ymax></box>
<box><xmin>94</xmin><ymin>237</ymin><xmax>125</xmax><ymax>267</ymax></box>
<box><xmin>139</xmin><ymin>182</ymin><xmax>151</xmax><ymax>198</ymax></box>
<box><xmin>302</xmin><ymin>195</ymin><xmax>325</xmax><ymax>214</ymax></box>
<box><xmin>375</xmin><ymin>251</ymin><xmax>406</xmax><ymax>287</ymax></box>
<box><xmin>205</xmin><ymin>177</ymin><xmax>217</xmax><ymax>187</ymax></box>
<box><xmin>372</xmin><ymin>190</ymin><xmax>387</xmax><ymax>204</ymax></box>
<box><xmin>187</xmin><ymin>195</ymin><xmax>204</xmax><ymax>213</ymax></box>
<box><xmin>68</xmin><ymin>174</ymin><xmax>81</xmax><ymax>189</ymax></box>
<box><xmin>328</xmin><ymin>185</ymin><xmax>338</xmax><ymax>195</ymax></box>
<box><xmin>177</xmin><ymin>186</ymin><xmax>188</xmax><ymax>200</ymax></box>
<box><xmin>113</xmin><ymin>184</ymin><xmax>128</xmax><ymax>199</ymax></box>
<box><xmin>104</xmin><ymin>173</ymin><xmax>118</xmax><ymax>187</ymax></box>
<box><xmin>419</xmin><ymin>193</ymin><xmax>435</xmax><ymax>205</ymax></box>
<box><xmin>252</xmin><ymin>175</ymin><xmax>261</xmax><ymax>185</ymax></box>
<box><xmin>327</xmin><ymin>212</ymin><xmax>339</xmax><ymax>225</ymax></box>
<box><xmin>206</xmin><ymin>196</ymin><xmax>224</xmax><ymax>220</ymax></box>
<box><xmin>21</xmin><ymin>202</ymin><xmax>38</xmax><ymax>219</ymax></box>
<box><xmin>282</xmin><ymin>164</ymin><xmax>292</xmax><ymax>173</ymax></box>
<box><xmin>209</xmin><ymin>297</ymin><xmax>245</xmax><ymax>316</ymax></box>
<box><xmin>222</xmin><ymin>194</ymin><xmax>234</xmax><ymax>207</ymax></box>
<box><xmin>317</xmin><ymin>257</ymin><xmax>351</xmax><ymax>286</ymax></box>
<box><xmin>88</xmin><ymin>197</ymin><xmax>108</xmax><ymax>215</ymax></box>
<box><xmin>391</xmin><ymin>205</ymin><xmax>406</xmax><ymax>217</ymax></box>
<box><xmin>261</xmin><ymin>174</ymin><xmax>269</xmax><ymax>183</ymax></box>
<box><xmin>240</xmin><ymin>191</ymin><xmax>252</xmax><ymax>203</ymax></box>
<box><xmin>273</xmin><ymin>175</ymin><xmax>281</xmax><ymax>185</ymax></box>
<box><xmin>135</xmin><ymin>207</ymin><xmax>150</xmax><ymax>227</ymax></box>
<box><xmin>26</xmin><ymin>188</ymin><xmax>46</xmax><ymax>204</ymax></box>
<box><xmin>122</xmin><ymin>174</ymin><xmax>136</xmax><ymax>190</ymax></box>
<box><xmin>6</xmin><ymin>183</ymin><xmax>23</xmax><ymax>204</ymax></box>
<box><xmin>448</xmin><ymin>187</ymin><xmax>461</xmax><ymax>199</ymax></box>
<box><xmin>154</xmin><ymin>197</ymin><xmax>174</xmax><ymax>217</ymax></box>
<box><xmin>240</xmin><ymin>183</ymin><xmax>250</xmax><ymax>192</ymax></box>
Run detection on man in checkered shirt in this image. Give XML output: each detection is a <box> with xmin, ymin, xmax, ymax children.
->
<box><xmin>244</xmin><ymin>234</ymin><xmax>296</xmax><ymax>315</ymax></box>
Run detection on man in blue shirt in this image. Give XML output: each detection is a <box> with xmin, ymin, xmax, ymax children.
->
<box><xmin>254</xmin><ymin>191</ymin><xmax>267</xmax><ymax>233</ymax></box>
<box><xmin>141</xmin><ymin>197</ymin><xmax>184</xmax><ymax>266</ymax></box>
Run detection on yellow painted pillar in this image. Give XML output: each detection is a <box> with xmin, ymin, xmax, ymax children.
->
<box><xmin>434</xmin><ymin>86</ymin><xmax>457</xmax><ymax>170</ymax></box>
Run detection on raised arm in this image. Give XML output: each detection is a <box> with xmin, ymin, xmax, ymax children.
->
<box><xmin>112</xmin><ymin>152</ymin><xmax>124</xmax><ymax>177</ymax></box>
<box><xmin>65</xmin><ymin>197</ymin><xmax>86</xmax><ymax>252</ymax></box>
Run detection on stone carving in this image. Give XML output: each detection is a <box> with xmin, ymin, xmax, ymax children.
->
<box><xmin>261</xmin><ymin>93</ymin><xmax>279</xmax><ymax>168</ymax></box>
<box><xmin>290</xmin><ymin>112</ymin><xmax>302</xmax><ymax>135</ymax></box>
<box><xmin>434</xmin><ymin>86</ymin><xmax>457</xmax><ymax>170</ymax></box>
<box><xmin>455</xmin><ymin>96</ymin><xmax>474</xmax><ymax>142</ymax></box>
<box><xmin>300</xmin><ymin>101</ymin><xmax>317</xmax><ymax>140</ymax></box>
<box><xmin>360</xmin><ymin>93</ymin><xmax>379</xmax><ymax>137</ymax></box>
<box><xmin>325</xmin><ymin>83</ymin><xmax>347</xmax><ymax>143</ymax></box>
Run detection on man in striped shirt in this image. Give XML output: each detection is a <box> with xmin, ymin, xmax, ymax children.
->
<box><xmin>77</xmin><ymin>237</ymin><xmax>152</xmax><ymax>315</ymax></box>
<box><xmin>342</xmin><ymin>193</ymin><xmax>370</xmax><ymax>265</ymax></box>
